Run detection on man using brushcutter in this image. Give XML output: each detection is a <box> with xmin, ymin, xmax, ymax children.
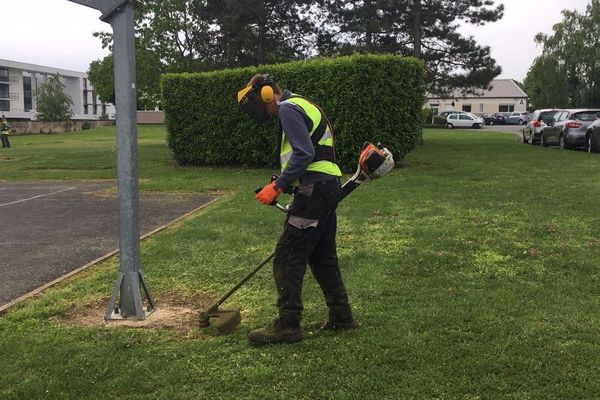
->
<box><xmin>1</xmin><ymin>115</ymin><xmax>10</xmax><ymax>148</ymax></box>
<box><xmin>237</xmin><ymin>74</ymin><xmax>357</xmax><ymax>344</ymax></box>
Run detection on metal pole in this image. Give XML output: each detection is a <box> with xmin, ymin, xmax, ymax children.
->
<box><xmin>111</xmin><ymin>1</ymin><xmax>140</xmax><ymax>318</ymax></box>
<box><xmin>67</xmin><ymin>0</ymin><xmax>155</xmax><ymax>320</ymax></box>
<box><xmin>105</xmin><ymin>1</ymin><xmax>155</xmax><ymax>320</ymax></box>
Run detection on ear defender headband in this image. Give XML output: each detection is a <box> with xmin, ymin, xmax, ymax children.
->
<box><xmin>237</xmin><ymin>74</ymin><xmax>276</xmax><ymax>105</ymax></box>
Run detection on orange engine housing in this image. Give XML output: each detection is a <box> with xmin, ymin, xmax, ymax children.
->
<box><xmin>359</xmin><ymin>143</ymin><xmax>386</xmax><ymax>175</ymax></box>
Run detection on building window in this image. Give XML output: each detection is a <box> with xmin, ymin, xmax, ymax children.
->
<box><xmin>23</xmin><ymin>75</ymin><xmax>32</xmax><ymax>112</ymax></box>
<box><xmin>0</xmin><ymin>68</ymin><xmax>8</xmax><ymax>83</ymax></box>
<box><xmin>83</xmin><ymin>78</ymin><xmax>92</xmax><ymax>115</ymax></box>
<box><xmin>462</xmin><ymin>104</ymin><xmax>472</xmax><ymax>112</ymax></box>
<box><xmin>479</xmin><ymin>104</ymin><xmax>484</xmax><ymax>113</ymax></box>
<box><xmin>499</xmin><ymin>104</ymin><xmax>515</xmax><ymax>112</ymax></box>
<box><xmin>0</xmin><ymin>81</ymin><xmax>8</xmax><ymax>112</ymax></box>
<box><xmin>429</xmin><ymin>103</ymin><xmax>440</xmax><ymax>114</ymax></box>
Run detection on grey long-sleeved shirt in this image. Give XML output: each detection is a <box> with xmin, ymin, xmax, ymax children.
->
<box><xmin>274</xmin><ymin>91</ymin><xmax>335</xmax><ymax>191</ymax></box>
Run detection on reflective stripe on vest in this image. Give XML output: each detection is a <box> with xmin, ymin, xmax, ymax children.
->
<box><xmin>279</xmin><ymin>96</ymin><xmax>341</xmax><ymax>177</ymax></box>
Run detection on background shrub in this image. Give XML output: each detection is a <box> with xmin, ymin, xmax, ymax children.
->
<box><xmin>421</xmin><ymin>115</ymin><xmax>448</xmax><ymax>129</ymax></box>
<box><xmin>432</xmin><ymin>115</ymin><xmax>446</xmax><ymax>125</ymax></box>
<box><xmin>161</xmin><ymin>54</ymin><xmax>425</xmax><ymax>171</ymax></box>
<box><xmin>421</xmin><ymin>107</ymin><xmax>443</xmax><ymax>126</ymax></box>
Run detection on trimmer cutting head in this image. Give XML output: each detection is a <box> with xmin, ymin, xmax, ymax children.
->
<box><xmin>198</xmin><ymin>308</ymin><xmax>241</xmax><ymax>334</ymax></box>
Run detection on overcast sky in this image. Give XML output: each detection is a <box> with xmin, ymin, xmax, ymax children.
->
<box><xmin>2</xmin><ymin>0</ymin><xmax>592</xmax><ymax>81</ymax></box>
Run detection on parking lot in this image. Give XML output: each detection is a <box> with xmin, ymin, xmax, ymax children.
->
<box><xmin>0</xmin><ymin>181</ymin><xmax>216</xmax><ymax>307</ymax></box>
<box><xmin>482</xmin><ymin>124</ymin><xmax>523</xmax><ymax>134</ymax></box>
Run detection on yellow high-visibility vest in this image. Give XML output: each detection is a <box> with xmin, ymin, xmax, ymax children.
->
<box><xmin>279</xmin><ymin>96</ymin><xmax>341</xmax><ymax>177</ymax></box>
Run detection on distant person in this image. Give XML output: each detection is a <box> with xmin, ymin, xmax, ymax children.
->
<box><xmin>1</xmin><ymin>115</ymin><xmax>10</xmax><ymax>148</ymax></box>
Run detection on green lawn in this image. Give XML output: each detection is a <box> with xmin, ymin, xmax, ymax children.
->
<box><xmin>1</xmin><ymin>126</ymin><xmax>600</xmax><ymax>399</ymax></box>
<box><xmin>0</xmin><ymin>125</ymin><xmax>260</xmax><ymax>192</ymax></box>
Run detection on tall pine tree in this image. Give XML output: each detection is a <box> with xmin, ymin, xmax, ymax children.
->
<box><xmin>321</xmin><ymin>0</ymin><xmax>504</xmax><ymax>95</ymax></box>
<box><xmin>196</xmin><ymin>0</ymin><xmax>320</xmax><ymax>67</ymax></box>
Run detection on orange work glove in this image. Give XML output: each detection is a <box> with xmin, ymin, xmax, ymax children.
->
<box><xmin>255</xmin><ymin>181</ymin><xmax>282</xmax><ymax>205</ymax></box>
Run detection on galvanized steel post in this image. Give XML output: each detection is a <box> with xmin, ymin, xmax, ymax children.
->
<box><xmin>67</xmin><ymin>0</ymin><xmax>155</xmax><ymax>320</ymax></box>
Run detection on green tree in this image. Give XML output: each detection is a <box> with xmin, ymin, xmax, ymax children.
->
<box><xmin>35</xmin><ymin>74</ymin><xmax>74</xmax><ymax>122</ymax></box>
<box><xmin>523</xmin><ymin>56</ymin><xmax>570</xmax><ymax>109</ymax></box>
<box><xmin>320</xmin><ymin>0</ymin><xmax>504</xmax><ymax>95</ymax></box>
<box><xmin>524</xmin><ymin>0</ymin><xmax>600</xmax><ymax>108</ymax></box>
<box><xmin>89</xmin><ymin>0</ymin><xmax>323</xmax><ymax>107</ymax></box>
<box><xmin>135</xmin><ymin>0</ymin><xmax>213</xmax><ymax>72</ymax></box>
<box><xmin>89</xmin><ymin>0</ymin><xmax>210</xmax><ymax>109</ymax></box>
<box><xmin>88</xmin><ymin>47</ymin><xmax>163</xmax><ymax>110</ymax></box>
<box><xmin>88</xmin><ymin>56</ymin><xmax>115</xmax><ymax>104</ymax></box>
<box><xmin>196</xmin><ymin>0</ymin><xmax>320</xmax><ymax>67</ymax></box>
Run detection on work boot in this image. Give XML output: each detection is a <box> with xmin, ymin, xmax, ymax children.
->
<box><xmin>316</xmin><ymin>318</ymin><xmax>358</xmax><ymax>332</ymax></box>
<box><xmin>314</xmin><ymin>304</ymin><xmax>357</xmax><ymax>332</ymax></box>
<box><xmin>248</xmin><ymin>319</ymin><xmax>303</xmax><ymax>345</ymax></box>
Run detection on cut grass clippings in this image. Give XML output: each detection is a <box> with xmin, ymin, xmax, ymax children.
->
<box><xmin>1</xmin><ymin>127</ymin><xmax>600</xmax><ymax>399</ymax></box>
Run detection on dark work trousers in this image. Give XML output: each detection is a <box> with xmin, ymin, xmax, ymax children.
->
<box><xmin>1</xmin><ymin>134</ymin><xmax>9</xmax><ymax>148</ymax></box>
<box><xmin>273</xmin><ymin>180</ymin><xmax>353</xmax><ymax>327</ymax></box>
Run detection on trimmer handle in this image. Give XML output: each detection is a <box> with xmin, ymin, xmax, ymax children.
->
<box><xmin>339</xmin><ymin>180</ymin><xmax>361</xmax><ymax>202</ymax></box>
<box><xmin>255</xmin><ymin>174</ymin><xmax>291</xmax><ymax>213</ymax></box>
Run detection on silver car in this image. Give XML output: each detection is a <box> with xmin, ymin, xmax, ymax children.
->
<box><xmin>540</xmin><ymin>109</ymin><xmax>600</xmax><ymax>149</ymax></box>
<box><xmin>522</xmin><ymin>109</ymin><xmax>558</xmax><ymax>145</ymax></box>
<box><xmin>505</xmin><ymin>112</ymin><xmax>529</xmax><ymax>125</ymax></box>
<box><xmin>586</xmin><ymin>116</ymin><xmax>600</xmax><ymax>153</ymax></box>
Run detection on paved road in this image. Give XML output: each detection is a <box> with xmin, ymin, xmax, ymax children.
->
<box><xmin>0</xmin><ymin>181</ymin><xmax>216</xmax><ymax>306</ymax></box>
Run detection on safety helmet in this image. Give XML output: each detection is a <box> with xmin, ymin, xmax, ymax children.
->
<box><xmin>236</xmin><ymin>74</ymin><xmax>276</xmax><ymax>123</ymax></box>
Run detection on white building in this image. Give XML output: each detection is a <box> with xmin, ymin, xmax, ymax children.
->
<box><xmin>0</xmin><ymin>59</ymin><xmax>115</xmax><ymax>120</ymax></box>
<box><xmin>427</xmin><ymin>79</ymin><xmax>529</xmax><ymax>115</ymax></box>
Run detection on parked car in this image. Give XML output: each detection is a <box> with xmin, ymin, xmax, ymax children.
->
<box><xmin>439</xmin><ymin>110</ymin><xmax>469</xmax><ymax>119</ymax></box>
<box><xmin>585</xmin><ymin>115</ymin><xmax>600</xmax><ymax>153</ymax></box>
<box><xmin>482</xmin><ymin>113</ymin><xmax>507</xmax><ymax>125</ymax></box>
<box><xmin>446</xmin><ymin>113</ymin><xmax>485</xmax><ymax>129</ymax></box>
<box><xmin>522</xmin><ymin>109</ymin><xmax>558</xmax><ymax>144</ymax></box>
<box><xmin>540</xmin><ymin>109</ymin><xmax>600</xmax><ymax>149</ymax></box>
<box><xmin>505</xmin><ymin>112</ymin><xmax>530</xmax><ymax>125</ymax></box>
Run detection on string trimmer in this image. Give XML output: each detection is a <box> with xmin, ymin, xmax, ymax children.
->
<box><xmin>198</xmin><ymin>142</ymin><xmax>395</xmax><ymax>333</ymax></box>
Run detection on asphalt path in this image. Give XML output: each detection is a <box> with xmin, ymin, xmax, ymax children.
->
<box><xmin>0</xmin><ymin>181</ymin><xmax>216</xmax><ymax>306</ymax></box>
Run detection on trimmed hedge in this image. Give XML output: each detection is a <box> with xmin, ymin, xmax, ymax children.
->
<box><xmin>161</xmin><ymin>54</ymin><xmax>425</xmax><ymax>171</ymax></box>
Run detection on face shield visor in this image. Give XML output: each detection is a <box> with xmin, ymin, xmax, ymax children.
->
<box><xmin>237</xmin><ymin>85</ymin><xmax>271</xmax><ymax>124</ymax></box>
